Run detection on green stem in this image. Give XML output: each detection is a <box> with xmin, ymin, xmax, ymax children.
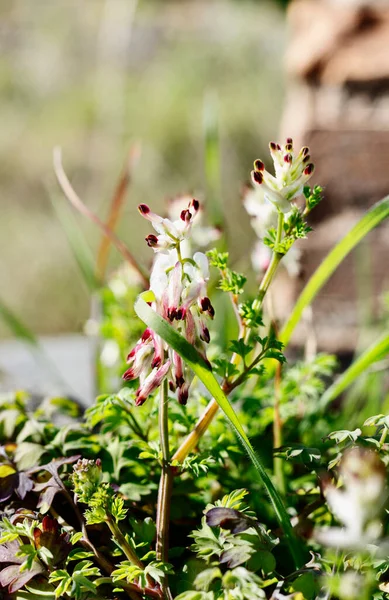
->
<box><xmin>119</xmin><ymin>400</ymin><xmax>148</xmax><ymax>441</ymax></box>
<box><xmin>273</xmin><ymin>360</ymin><xmax>286</xmax><ymax>496</ymax></box>
<box><xmin>156</xmin><ymin>378</ymin><xmax>173</xmax><ymax>598</ymax></box>
<box><xmin>106</xmin><ymin>516</ymin><xmax>144</xmax><ymax>569</ymax></box>
<box><xmin>257</xmin><ymin>211</ymin><xmax>284</xmax><ymax>303</ymax></box>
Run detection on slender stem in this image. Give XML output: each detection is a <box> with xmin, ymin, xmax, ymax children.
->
<box><xmin>172</xmin><ymin>211</ymin><xmax>286</xmax><ymax>465</ymax></box>
<box><xmin>119</xmin><ymin>400</ymin><xmax>148</xmax><ymax>441</ymax></box>
<box><xmin>60</xmin><ymin>490</ymin><xmax>142</xmax><ymax>600</ymax></box>
<box><xmin>257</xmin><ymin>211</ymin><xmax>284</xmax><ymax>303</ymax></box>
<box><xmin>53</xmin><ymin>147</ymin><xmax>149</xmax><ymax>287</ymax></box>
<box><xmin>106</xmin><ymin>516</ymin><xmax>144</xmax><ymax>569</ymax></box>
<box><xmin>156</xmin><ymin>378</ymin><xmax>173</xmax><ymax>598</ymax></box>
<box><xmin>273</xmin><ymin>360</ymin><xmax>285</xmax><ymax>496</ymax></box>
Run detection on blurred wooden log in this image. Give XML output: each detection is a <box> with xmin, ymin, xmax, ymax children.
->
<box><xmin>279</xmin><ymin>0</ymin><xmax>389</xmax><ymax>351</ymax></box>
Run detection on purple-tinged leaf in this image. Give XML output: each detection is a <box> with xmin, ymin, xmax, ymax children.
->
<box><xmin>206</xmin><ymin>507</ymin><xmax>254</xmax><ymax>534</ymax></box>
<box><xmin>0</xmin><ymin>562</ymin><xmax>44</xmax><ymax>593</ymax></box>
<box><xmin>16</xmin><ymin>472</ymin><xmax>34</xmax><ymax>500</ymax></box>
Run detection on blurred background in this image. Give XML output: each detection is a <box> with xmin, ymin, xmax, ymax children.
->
<box><xmin>0</xmin><ymin>0</ymin><xmax>388</xmax><ymax>401</ymax></box>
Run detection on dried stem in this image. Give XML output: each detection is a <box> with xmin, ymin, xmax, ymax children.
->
<box><xmin>96</xmin><ymin>146</ymin><xmax>140</xmax><ymax>280</ymax></box>
<box><xmin>53</xmin><ymin>147</ymin><xmax>149</xmax><ymax>288</ymax></box>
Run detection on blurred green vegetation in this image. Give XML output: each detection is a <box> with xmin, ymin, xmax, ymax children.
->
<box><xmin>0</xmin><ymin>0</ymin><xmax>286</xmax><ymax>338</ymax></box>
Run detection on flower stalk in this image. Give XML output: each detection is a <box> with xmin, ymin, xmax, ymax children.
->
<box><xmin>156</xmin><ymin>378</ymin><xmax>173</xmax><ymax>565</ymax></box>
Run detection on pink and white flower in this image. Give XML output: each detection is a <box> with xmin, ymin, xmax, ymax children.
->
<box><xmin>123</xmin><ymin>202</ymin><xmax>214</xmax><ymax>406</ymax></box>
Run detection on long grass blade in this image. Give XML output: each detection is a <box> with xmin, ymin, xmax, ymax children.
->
<box><xmin>134</xmin><ymin>296</ymin><xmax>305</xmax><ymax>568</ymax></box>
<box><xmin>319</xmin><ymin>332</ymin><xmax>389</xmax><ymax>408</ymax></box>
<box><xmin>0</xmin><ymin>298</ymin><xmax>70</xmax><ymax>391</ymax></box>
<box><xmin>280</xmin><ymin>196</ymin><xmax>389</xmax><ymax>347</ymax></box>
<box><xmin>49</xmin><ymin>191</ymin><xmax>98</xmax><ymax>292</ymax></box>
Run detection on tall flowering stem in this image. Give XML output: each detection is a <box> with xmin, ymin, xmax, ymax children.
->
<box><xmin>173</xmin><ymin>138</ymin><xmax>315</xmax><ymax>467</ymax></box>
<box><xmin>123</xmin><ymin>198</ymin><xmax>215</xmax><ymax>585</ymax></box>
<box><xmin>156</xmin><ymin>378</ymin><xmax>173</xmax><ymax>598</ymax></box>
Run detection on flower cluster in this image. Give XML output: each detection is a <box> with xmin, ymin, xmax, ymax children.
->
<box><xmin>251</xmin><ymin>138</ymin><xmax>314</xmax><ymax>214</ymax></box>
<box><xmin>72</xmin><ymin>458</ymin><xmax>103</xmax><ymax>503</ymax></box>
<box><xmin>123</xmin><ymin>199</ymin><xmax>214</xmax><ymax>406</ymax></box>
<box><xmin>243</xmin><ymin>137</ymin><xmax>314</xmax><ymax>278</ymax></box>
<box><xmin>139</xmin><ymin>198</ymin><xmax>200</xmax><ymax>253</ymax></box>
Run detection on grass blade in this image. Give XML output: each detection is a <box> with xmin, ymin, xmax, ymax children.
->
<box><xmin>319</xmin><ymin>332</ymin><xmax>389</xmax><ymax>408</ymax></box>
<box><xmin>49</xmin><ymin>191</ymin><xmax>98</xmax><ymax>292</ymax></box>
<box><xmin>0</xmin><ymin>298</ymin><xmax>70</xmax><ymax>391</ymax></box>
<box><xmin>280</xmin><ymin>195</ymin><xmax>389</xmax><ymax>347</ymax></box>
<box><xmin>134</xmin><ymin>296</ymin><xmax>306</xmax><ymax>568</ymax></box>
<box><xmin>0</xmin><ymin>299</ymin><xmax>40</xmax><ymax>347</ymax></box>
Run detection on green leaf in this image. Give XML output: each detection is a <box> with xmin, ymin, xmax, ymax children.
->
<box><xmin>134</xmin><ymin>297</ymin><xmax>305</xmax><ymax>568</ymax></box>
<box><xmin>280</xmin><ymin>195</ymin><xmax>389</xmax><ymax>347</ymax></box>
<box><xmin>229</xmin><ymin>339</ymin><xmax>253</xmax><ymax>358</ymax></box>
<box><xmin>14</xmin><ymin>442</ymin><xmax>45</xmax><ymax>470</ymax></box>
<box><xmin>326</xmin><ymin>428</ymin><xmax>362</xmax><ymax>444</ymax></box>
<box><xmin>319</xmin><ymin>333</ymin><xmax>389</xmax><ymax>408</ymax></box>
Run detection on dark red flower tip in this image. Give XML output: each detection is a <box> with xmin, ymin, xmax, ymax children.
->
<box><xmin>138</xmin><ymin>203</ymin><xmax>150</xmax><ymax>214</ymax></box>
<box><xmin>152</xmin><ymin>356</ymin><xmax>161</xmax><ymax>369</ymax></box>
<box><xmin>169</xmin><ymin>380</ymin><xmax>176</xmax><ymax>392</ymax></box>
<box><xmin>191</xmin><ymin>199</ymin><xmax>200</xmax><ymax>211</ymax></box>
<box><xmin>123</xmin><ymin>368</ymin><xmax>135</xmax><ymax>380</ymax></box>
<box><xmin>276</xmin><ymin>143</ymin><xmax>281</xmax><ymax>151</ymax></box>
<box><xmin>135</xmin><ymin>393</ymin><xmax>147</xmax><ymax>406</ymax></box>
<box><xmin>175</xmin><ymin>375</ymin><xmax>185</xmax><ymax>388</ymax></box>
<box><xmin>303</xmin><ymin>154</ymin><xmax>310</xmax><ymax>163</ymax></box>
<box><xmin>200</xmin><ymin>297</ymin><xmax>211</xmax><ymax>311</ymax></box>
<box><xmin>284</xmin><ymin>153</ymin><xmax>292</xmax><ymax>163</ymax></box>
<box><xmin>286</xmin><ymin>137</ymin><xmax>293</xmax><ymax>145</ymax></box>
<box><xmin>145</xmin><ymin>234</ymin><xmax>158</xmax><ymax>247</ymax></box>
<box><xmin>178</xmin><ymin>387</ymin><xmax>189</xmax><ymax>406</ymax></box>
<box><xmin>302</xmin><ymin>146</ymin><xmax>309</xmax><ymax>156</ymax></box>
<box><xmin>180</xmin><ymin>209</ymin><xmax>192</xmax><ymax>222</ymax></box>
<box><xmin>200</xmin><ymin>327</ymin><xmax>210</xmax><ymax>344</ymax></box>
<box><xmin>254</xmin><ymin>159</ymin><xmax>265</xmax><ymax>172</ymax></box>
<box><xmin>175</xmin><ymin>308</ymin><xmax>183</xmax><ymax>320</ymax></box>
<box><xmin>252</xmin><ymin>171</ymin><xmax>263</xmax><ymax>185</ymax></box>
<box><xmin>167</xmin><ymin>307</ymin><xmax>177</xmax><ymax>321</ymax></box>
<box><xmin>270</xmin><ymin>142</ymin><xmax>277</xmax><ymax>151</ymax></box>
<box><xmin>142</xmin><ymin>329</ymin><xmax>152</xmax><ymax>342</ymax></box>
<box><xmin>285</xmin><ymin>143</ymin><xmax>293</xmax><ymax>152</ymax></box>
<box><xmin>304</xmin><ymin>163</ymin><xmax>314</xmax><ymax>175</ymax></box>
